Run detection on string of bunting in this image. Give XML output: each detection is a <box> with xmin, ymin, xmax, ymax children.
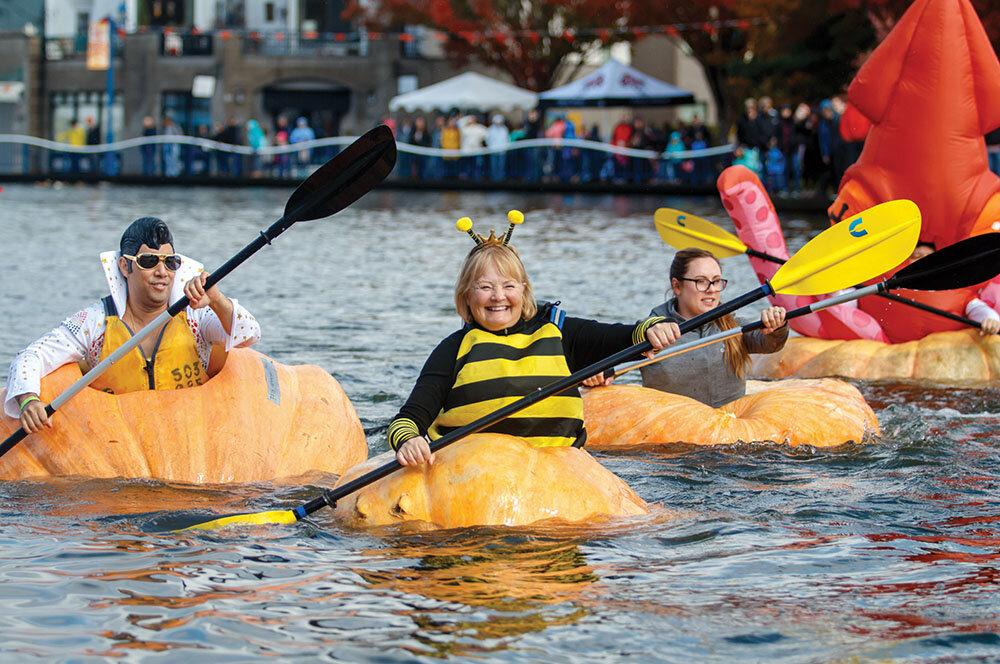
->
<box><xmin>130</xmin><ymin>17</ymin><xmax>767</xmax><ymax>44</ymax></box>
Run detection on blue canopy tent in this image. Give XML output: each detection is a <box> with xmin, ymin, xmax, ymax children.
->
<box><xmin>538</xmin><ymin>58</ymin><xmax>695</xmax><ymax>108</ymax></box>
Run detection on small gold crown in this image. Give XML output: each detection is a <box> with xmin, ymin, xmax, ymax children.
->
<box><xmin>456</xmin><ymin>210</ymin><xmax>525</xmax><ymax>248</ymax></box>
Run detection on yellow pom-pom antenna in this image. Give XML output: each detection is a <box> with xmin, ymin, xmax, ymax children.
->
<box><xmin>503</xmin><ymin>209</ymin><xmax>525</xmax><ymax>245</ymax></box>
<box><xmin>456</xmin><ymin>216</ymin><xmax>482</xmax><ymax>245</ymax></box>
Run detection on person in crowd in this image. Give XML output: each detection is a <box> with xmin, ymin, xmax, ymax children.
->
<box><xmin>732</xmin><ymin>143</ymin><xmax>762</xmax><ymax>176</ymax></box>
<box><xmin>581</xmin><ymin>123</ymin><xmax>602</xmax><ymax>183</ymax></box>
<box><xmin>661</xmin><ymin>130</ymin><xmax>686</xmax><ymax>183</ymax></box>
<box><xmin>190</xmin><ymin>124</ymin><xmax>212</xmax><ymax>176</ymax></box>
<box><xmin>685</xmin><ymin>114</ymin><xmax>712</xmax><ymax>147</ymax></box>
<box><xmin>289</xmin><ymin>116</ymin><xmax>316</xmax><ymax>177</ymax></box>
<box><xmin>245</xmin><ymin>118</ymin><xmax>267</xmax><ymax>177</ymax></box>
<box><xmin>441</xmin><ymin>115</ymin><xmax>461</xmax><ymax>179</ymax></box>
<box><xmin>161</xmin><ymin>115</ymin><xmax>183</xmax><ymax>177</ymax></box>
<box><xmin>817</xmin><ymin>100</ymin><xmax>842</xmax><ymax>193</ymax></box>
<box><xmin>273</xmin><ymin>117</ymin><xmax>291</xmax><ymax>178</ymax></box>
<box><xmin>387</xmin><ymin>216</ymin><xmax>681</xmax><ymax>466</ymax></box>
<box><xmin>396</xmin><ymin>118</ymin><xmax>414</xmax><ymax>178</ymax></box>
<box><xmin>629</xmin><ymin>117</ymin><xmax>657</xmax><ymax>184</ymax></box>
<box><xmin>84</xmin><ymin>116</ymin><xmax>101</xmax><ymax>173</ymax></box>
<box><xmin>7</xmin><ymin>217</ymin><xmax>261</xmax><ymax>433</ymax></box>
<box><xmin>427</xmin><ymin>115</ymin><xmax>446</xmax><ymax>180</ymax></box>
<box><xmin>140</xmin><ymin>116</ymin><xmax>158</xmax><ymax>177</ymax></box>
<box><xmin>485</xmin><ymin>114</ymin><xmax>510</xmax><ymax>182</ymax></box>
<box><xmin>736</xmin><ymin>98</ymin><xmax>763</xmax><ymax>151</ymax></box>
<box><xmin>220</xmin><ymin>117</ymin><xmax>244</xmax><ymax>177</ymax></box>
<box><xmin>585</xmin><ymin>248</ymin><xmax>787</xmax><ymax>407</ymax></box>
<box><xmin>611</xmin><ymin>113</ymin><xmax>634</xmax><ymax>181</ymax></box>
<box><xmin>764</xmin><ymin>136</ymin><xmax>787</xmax><ymax>194</ymax></box>
<box><xmin>757</xmin><ymin>96</ymin><xmax>779</xmax><ymax>147</ymax></box>
<box><xmin>408</xmin><ymin>116</ymin><xmax>432</xmax><ymax>179</ymax></box>
<box><xmin>523</xmin><ymin>109</ymin><xmax>542</xmax><ymax>182</ymax></box>
<box><xmin>542</xmin><ymin>114</ymin><xmax>566</xmax><ymax>181</ymax></box>
<box><xmin>689</xmin><ymin>130</ymin><xmax>710</xmax><ymax>186</ymax></box>
<box><xmin>459</xmin><ymin>115</ymin><xmax>487</xmax><ymax>180</ymax></box>
<box><xmin>58</xmin><ymin>119</ymin><xmax>86</xmax><ymax>174</ymax></box>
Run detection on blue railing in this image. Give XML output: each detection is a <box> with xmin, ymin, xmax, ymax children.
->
<box><xmin>0</xmin><ymin>134</ymin><xmax>735</xmax><ymax>186</ymax></box>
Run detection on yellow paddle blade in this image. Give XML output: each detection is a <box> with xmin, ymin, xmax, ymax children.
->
<box><xmin>653</xmin><ymin>208</ymin><xmax>747</xmax><ymax>258</ymax></box>
<box><xmin>179</xmin><ymin>509</ymin><xmax>299</xmax><ymax>532</ymax></box>
<box><xmin>771</xmin><ymin>199</ymin><xmax>921</xmax><ymax>296</ymax></box>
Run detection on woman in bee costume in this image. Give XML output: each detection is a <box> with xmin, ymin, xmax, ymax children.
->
<box><xmin>389</xmin><ymin>211</ymin><xmax>681</xmax><ymax>467</ymax></box>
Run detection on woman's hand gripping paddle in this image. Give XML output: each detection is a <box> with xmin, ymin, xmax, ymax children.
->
<box><xmin>176</xmin><ymin>199</ymin><xmax>921</xmax><ymax>532</ymax></box>
<box><xmin>654</xmin><ymin>206</ymin><xmax>990</xmax><ymax>330</ymax></box>
<box><xmin>0</xmin><ymin>126</ymin><xmax>397</xmax><ymax>462</ymax></box>
<box><xmin>614</xmin><ymin>232</ymin><xmax>1000</xmax><ymax>377</ymax></box>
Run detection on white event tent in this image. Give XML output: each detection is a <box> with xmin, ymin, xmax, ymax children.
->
<box><xmin>389</xmin><ymin>72</ymin><xmax>538</xmax><ymax>113</ymax></box>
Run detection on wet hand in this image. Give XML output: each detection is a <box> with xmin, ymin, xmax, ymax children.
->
<box><xmin>184</xmin><ymin>272</ymin><xmax>224</xmax><ymax>309</ymax></box>
<box><xmin>396</xmin><ymin>436</ymin><xmax>435</xmax><ymax>467</ymax></box>
<box><xmin>644</xmin><ymin>322</ymin><xmax>681</xmax><ymax>359</ymax></box>
<box><xmin>18</xmin><ymin>395</ymin><xmax>52</xmax><ymax>434</ymax></box>
<box><xmin>980</xmin><ymin>317</ymin><xmax>1000</xmax><ymax>336</ymax></box>
<box><xmin>582</xmin><ymin>373</ymin><xmax>615</xmax><ymax>388</ymax></box>
<box><xmin>761</xmin><ymin>306</ymin><xmax>787</xmax><ymax>333</ymax></box>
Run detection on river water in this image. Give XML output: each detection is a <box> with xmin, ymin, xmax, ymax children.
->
<box><xmin>0</xmin><ymin>183</ymin><xmax>998</xmax><ymax>661</ymax></box>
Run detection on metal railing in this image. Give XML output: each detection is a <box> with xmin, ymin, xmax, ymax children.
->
<box><xmin>0</xmin><ymin>133</ymin><xmax>735</xmax><ymax>186</ymax></box>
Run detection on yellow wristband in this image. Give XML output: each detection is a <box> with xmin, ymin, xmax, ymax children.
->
<box><xmin>18</xmin><ymin>395</ymin><xmax>40</xmax><ymax>413</ymax></box>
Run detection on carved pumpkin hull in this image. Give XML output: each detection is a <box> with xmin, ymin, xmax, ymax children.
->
<box><xmin>332</xmin><ymin>434</ymin><xmax>649</xmax><ymax>529</ymax></box>
<box><xmin>0</xmin><ymin>348</ymin><xmax>368</xmax><ymax>483</ymax></box>
<box><xmin>753</xmin><ymin>330</ymin><xmax>1000</xmax><ymax>383</ymax></box>
<box><xmin>583</xmin><ymin>380</ymin><xmax>878</xmax><ymax>448</ymax></box>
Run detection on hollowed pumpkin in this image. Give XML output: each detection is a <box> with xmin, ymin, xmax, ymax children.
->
<box><xmin>583</xmin><ymin>379</ymin><xmax>878</xmax><ymax>448</ymax></box>
<box><xmin>0</xmin><ymin>348</ymin><xmax>368</xmax><ymax>483</ymax></box>
<box><xmin>332</xmin><ymin>434</ymin><xmax>649</xmax><ymax>529</ymax></box>
<box><xmin>753</xmin><ymin>330</ymin><xmax>1000</xmax><ymax>383</ymax></box>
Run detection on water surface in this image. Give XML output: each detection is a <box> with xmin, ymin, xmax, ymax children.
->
<box><xmin>0</xmin><ymin>184</ymin><xmax>998</xmax><ymax>661</ymax></box>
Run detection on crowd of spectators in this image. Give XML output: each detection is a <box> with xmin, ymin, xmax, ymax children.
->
<box><xmin>51</xmin><ymin>96</ymin><xmax>1000</xmax><ymax>192</ymax></box>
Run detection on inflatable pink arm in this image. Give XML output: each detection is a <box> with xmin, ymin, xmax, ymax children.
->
<box><xmin>977</xmin><ymin>276</ymin><xmax>1000</xmax><ymax>314</ymax></box>
<box><xmin>717</xmin><ymin>166</ymin><xmax>889</xmax><ymax>341</ymax></box>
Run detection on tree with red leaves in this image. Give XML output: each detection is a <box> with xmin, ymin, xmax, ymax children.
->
<box><xmin>830</xmin><ymin>0</ymin><xmax>999</xmax><ymax>42</ymax></box>
<box><xmin>345</xmin><ymin>0</ymin><xmax>636</xmax><ymax>91</ymax></box>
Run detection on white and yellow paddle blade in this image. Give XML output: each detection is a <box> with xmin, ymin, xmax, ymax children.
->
<box><xmin>771</xmin><ymin>199</ymin><xmax>921</xmax><ymax>296</ymax></box>
<box><xmin>653</xmin><ymin>208</ymin><xmax>747</xmax><ymax>258</ymax></box>
<box><xmin>179</xmin><ymin>509</ymin><xmax>298</xmax><ymax>532</ymax></box>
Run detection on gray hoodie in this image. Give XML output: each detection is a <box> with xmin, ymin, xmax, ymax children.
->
<box><xmin>639</xmin><ymin>299</ymin><xmax>788</xmax><ymax>407</ymax></box>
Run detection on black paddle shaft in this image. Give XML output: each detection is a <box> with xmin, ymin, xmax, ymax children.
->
<box><xmin>743</xmin><ymin>245</ymin><xmax>985</xmax><ymax>329</ymax></box>
<box><xmin>299</xmin><ymin>283</ymin><xmax>774</xmax><ymax>517</ymax></box>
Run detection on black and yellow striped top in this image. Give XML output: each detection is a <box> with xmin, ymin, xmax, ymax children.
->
<box><xmin>388</xmin><ymin>303</ymin><xmax>664</xmax><ymax>450</ymax></box>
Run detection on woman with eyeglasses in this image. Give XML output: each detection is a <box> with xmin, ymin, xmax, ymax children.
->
<box><xmin>5</xmin><ymin>216</ymin><xmax>261</xmax><ymax>434</ymax></box>
<box><xmin>585</xmin><ymin>247</ymin><xmax>787</xmax><ymax>407</ymax></box>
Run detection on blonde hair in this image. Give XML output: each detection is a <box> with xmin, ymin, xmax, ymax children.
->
<box><xmin>454</xmin><ymin>244</ymin><xmax>537</xmax><ymax>323</ymax></box>
<box><xmin>670</xmin><ymin>248</ymin><xmax>752</xmax><ymax>379</ymax></box>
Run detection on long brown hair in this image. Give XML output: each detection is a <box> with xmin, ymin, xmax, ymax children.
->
<box><xmin>670</xmin><ymin>248</ymin><xmax>752</xmax><ymax>379</ymax></box>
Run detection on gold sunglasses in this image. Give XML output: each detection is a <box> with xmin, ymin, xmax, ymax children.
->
<box><xmin>123</xmin><ymin>253</ymin><xmax>183</xmax><ymax>271</ymax></box>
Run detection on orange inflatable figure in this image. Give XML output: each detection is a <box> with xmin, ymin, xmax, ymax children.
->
<box><xmin>829</xmin><ymin>0</ymin><xmax>1000</xmax><ymax>342</ymax></box>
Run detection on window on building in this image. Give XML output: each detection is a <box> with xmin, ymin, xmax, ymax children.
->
<box><xmin>49</xmin><ymin>91</ymin><xmax>123</xmax><ymax>141</ymax></box>
<box><xmin>265</xmin><ymin>2</ymin><xmax>275</xmax><ymax>22</ymax></box>
<box><xmin>162</xmin><ymin>91</ymin><xmax>212</xmax><ymax>135</ymax></box>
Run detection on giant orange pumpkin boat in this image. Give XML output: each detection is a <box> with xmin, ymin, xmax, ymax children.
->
<box><xmin>753</xmin><ymin>330</ymin><xmax>1000</xmax><ymax>383</ymax></box>
<box><xmin>332</xmin><ymin>434</ymin><xmax>649</xmax><ymax>529</ymax></box>
<box><xmin>583</xmin><ymin>379</ymin><xmax>878</xmax><ymax>448</ymax></box>
<box><xmin>0</xmin><ymin>348</ymin><xmax>368</xmax><ymax>483</ymax></box>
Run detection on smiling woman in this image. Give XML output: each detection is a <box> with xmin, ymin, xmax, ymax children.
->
<box><xmin>387</xmin><ymin>211</ymin><xmax>683</xmax><ymax>468</ymax></box>
<box><xmin>636</xmin><ymin>247</ymin><xmax>788</xmax><ymax>407</ymax></box>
